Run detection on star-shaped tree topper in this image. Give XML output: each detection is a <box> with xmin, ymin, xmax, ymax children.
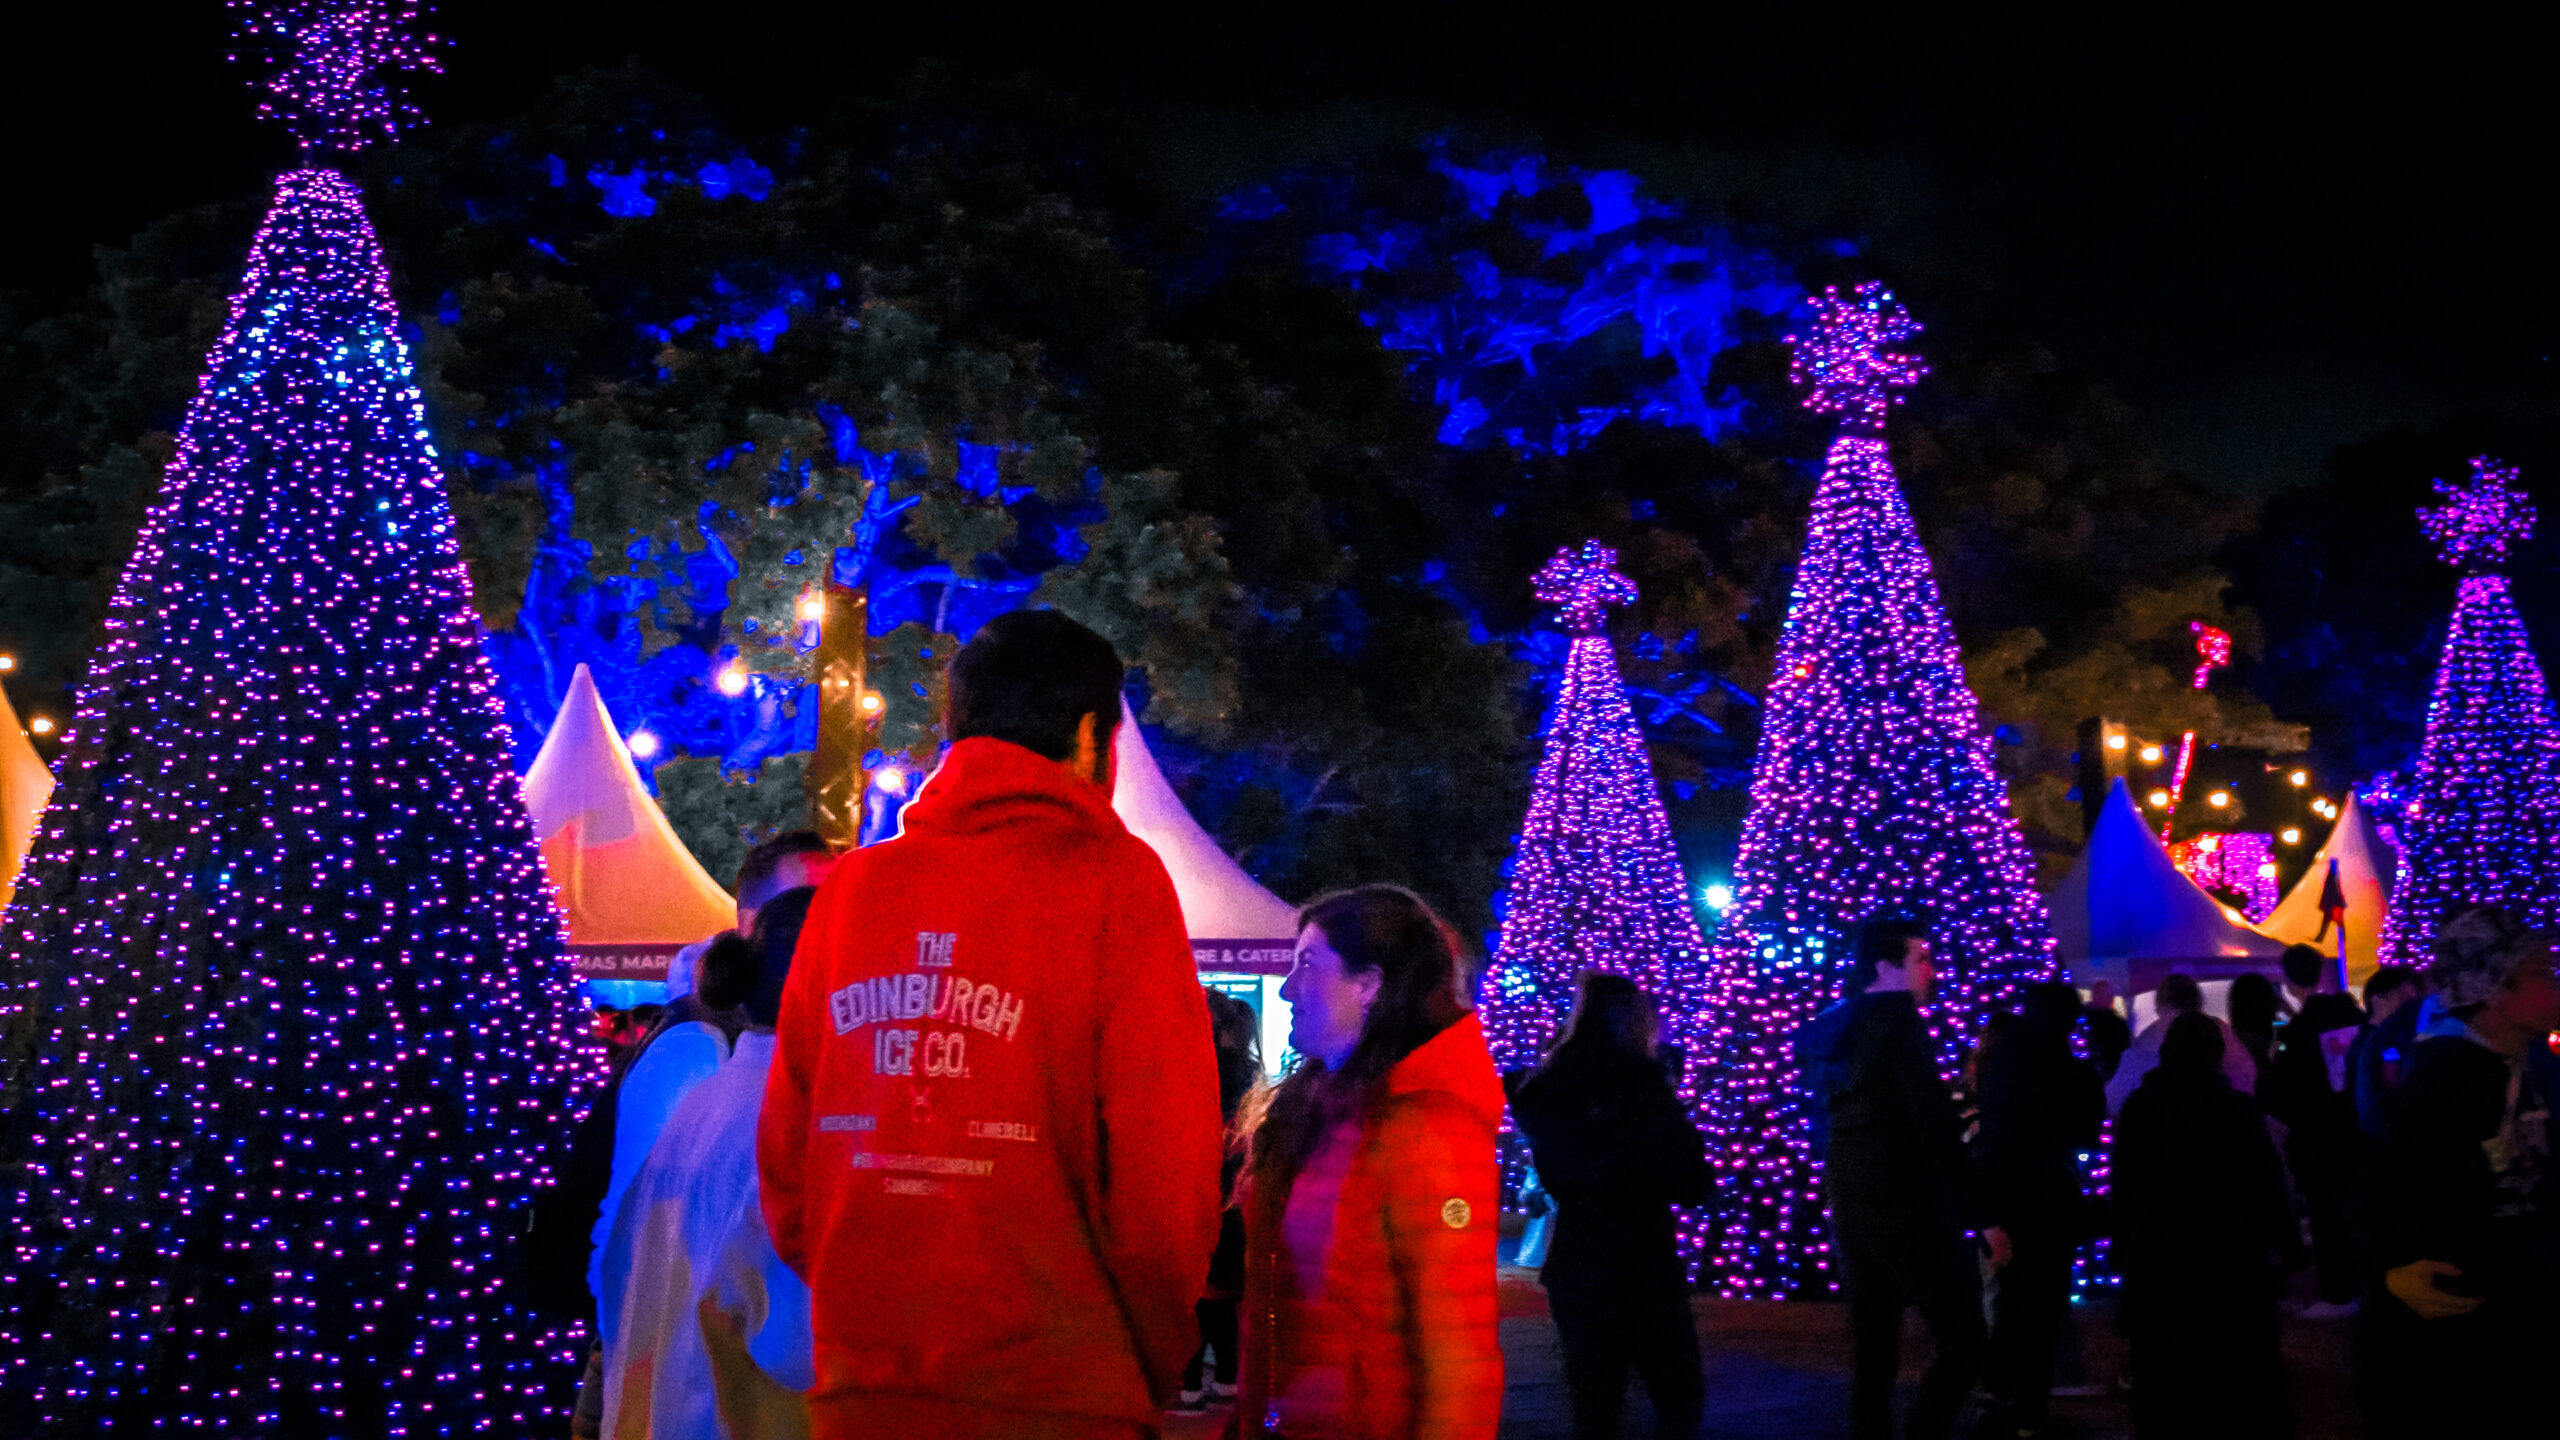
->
<box><xmin>1534</xmin><ymin>540</ymin><xmax>1639</xmax><ymax>635</ymax></box>
<box><xmin>1787</xmin><ymin>282</ymin><xmax>1928</xmax><ymax>432</ymax></box>
<box><xmin>2420</xmin><ymin>455</ymin><xmax>2536</xmax><ymax>574</ymax></box>
<box><xmin>228</xmin><ymin>0</ymin><xmax>444</xmax><ymax>154</ymax></box>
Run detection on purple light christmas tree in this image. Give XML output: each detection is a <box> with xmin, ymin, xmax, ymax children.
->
<box><xmin>0</xmin><ymin>7</ymin><xmax>587</xmax><ymax>1432</ymax></box>
<box><xmin>1482</xmin><ymin>542</ymin><xmax>1706</xmax><ymax>1072</ymax></box>
<box><xmin>2378</xmin><ymin>457</ymin><xmax>2560</xmax><ymax>960</ymax></box>
<box><xmin>1694</xmin><ymin>284</ymin><xmax>2053</xmax><ymax>1296</ymax></box>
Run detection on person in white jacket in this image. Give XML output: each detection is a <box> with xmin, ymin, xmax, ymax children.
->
<box><xmin>601</xmin><ymin>888</ymin><xmax>820</xmax><ymax>1439</ymax></box>
<box><xmin>2105</xmin><ymin>971</ymin><xmax>2258</xmax><ymax>1116</ymax></box>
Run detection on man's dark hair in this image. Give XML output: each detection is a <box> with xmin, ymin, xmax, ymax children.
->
<box><xmin>699</xmin><ymin>887</ymin><xmax>819</xmax><ymax>1027</ymax></box>
<box><xmin>2280</xmin><ymin>943</ymin><xmax>2329</xmax><ymax>990</ymax></box>
<box><xmin>2155</xmin><ymin>972</ymin><xmax>2204</xmax><ymax>1015</ymax></box>
<box><xmin>1848</xmin><ymin>915</ymin><xmax>1929</xmax><ymax>989</ymax></box>
<box><xmin>946</xmin><ymin>609</ymin><xmax>1126</xmax><ymax>761</ymax></box>
<box><xmin>737</xmin><ymin>830</ymin><xmax>833</xmax><ymax>910</ymax></box>
<box><xmin>2363</xmin><ymin>964</ymin><xmax>2421</xmax><ymax>1008</ymax></box>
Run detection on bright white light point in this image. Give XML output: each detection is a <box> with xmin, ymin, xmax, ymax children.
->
<box><xmin>874</xmin><ymin>767</ymin><xmax>907</xmax><ymax>795</ymax></box>
<box><xmin>2207</xmin><ymin>790</ymin><xmax>2230</xmax><ymax>808</ymax></box>
<box><xmin>796</xmin><ymin>593</ymin><xmax>825</xmax><ymax>624</ymax></box>
<box><xmin>2258</xmin><ymin>863</ymin><xmax>2278</xmax><ymax>879</ymax></box>
<box><xmin>716</xmin><ymin>666</ymin><xmax>749</xmax><ymax>697</ymax></box>
<box><xmin>2105</xmin><ymin>733</ymin><xmax>2127</xmax><ymax>751</ymax></box>
<box><xmin>2281</xmin><ymin>827</ymin><xmax>2303</xmax><ymax>844</ymax></box>
<box><xmin>2140</xmin><ymin>745</ymin><xmax>2163</xmax><ymax>763</ymax></box>
<box><xmin>2148</xmin><ymin>789</ymin><xmax>2172</xmax><ymax>809</ymax></box>
<box><xmin>29</xmin><ymin>716</ymin><xmax>54</xmax><ymax>735</ymax></box>
<box><xmin>627</xmin><ymin>730</ymin><xmax>660</xmax><ymax>759</ymax></box>
<box><xmin>2290</xmin><ymin>770</ymin><xmax>2309</xmax><ymax>786</ymax></box>
<box><xmin>858</xmin><ymin>692</ymin><xmax>883</xmax><ymax>714</ymax></box>
<box><xmin>1704</xmin><ymin>883</ymin><xmax>1735</xmax><ymax>912</ymax></box>
<box><xmin>0</xmin><ymin>654</ymin><xmax>15</xmax><ymax>671</ymax></box>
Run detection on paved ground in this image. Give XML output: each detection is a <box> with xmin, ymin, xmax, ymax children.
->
<box><xmin>1170</xmin><ymin>1268</ymin><xmax>2365</xmax><ymax>1438</ymax></box>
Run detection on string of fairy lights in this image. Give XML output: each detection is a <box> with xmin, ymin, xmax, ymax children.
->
<box><xmin>1482</xmin><ymin>541</ymin><xmax>1707</xmax><ymax>1074</ymax></box>
<box><xmin>2378</xmin><ymin>456</ymin><xmax>2560</xmax><ymax>961</ymax></box>
<box><xmin>0</xmin><ymin>160</ymin><xmax>590</xmax><ymax>1436</ymax></box>
<box><xmin>1694</xmin><ymin>284</ymin><xmax>2057</xmax><ymax>1296</ymax></box>
<box><xmin>0</xmin><ymin>3</ymin><xmax>591</xmax><ymax>1432</ymax></box>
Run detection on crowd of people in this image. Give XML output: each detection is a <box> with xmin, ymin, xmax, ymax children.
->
<box><xmin>534</xmin><ymin>606</ymin><xmax>2558</xmax><ymax>1440</ymax></box>
<box><xmin>1792</xmin><ymin>918</ymin><xmax>2557</xmax><ymax>1440</ymax></box>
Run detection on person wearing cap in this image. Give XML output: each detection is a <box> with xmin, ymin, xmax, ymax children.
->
<box><xmin>2356</xmin><ymin>904</ymin><xmax>2560</xmax><ymax>1436</ymax></box>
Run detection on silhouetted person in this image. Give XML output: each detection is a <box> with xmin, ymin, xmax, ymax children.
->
<box><xmin>1514</xmin><ymin>972</ymin><xmax>1712</xmax><ymax>1440</ymax></box>
<box><xmin>2228</xmin><ymin>972</ymin><xmax>2284</xmax><ymax>1092</ymax></box>
<box><xmin>2105</xmin><ymin>973</ymin><xmax>2256</xmax><ymax>1115</ymax></box>
<box><xmin>1173</xmin><ymin>988</ymin><xmax>1261</xmax><ymax>1413</ymax></box>
<box><xmin>2114</xmin><ymin>1012</ymin><xmax>2300</xmax><ymax>1439</ymax></box>
<box><xmin>1977</xmin><ymin>981</ymin><xmax>2105</xmax><ymax>1436</ymax></box>
<box><xmin>2080</xmin><ymin>981</ymin><xmax>2134</xmax><ymax>1084</ymax></box>
<box><xmin>1814</xmin><ymin>917</ymin><xmax>1998</xmax><ymax>1440</ymax></box>
<box><xmin>2358</xmin><ymin>905</ymin><xmax>2560</xmax><ymax>1436</ymax></box>
<box><xmin>2268</xmin><ymin>942</ymin><xmax>2366</xmax><ymax>1314</ymax></box>
<box><xmin>2348</xmin><ymin>966</ymin><xmax>2428</xmax><ymax>1139</ymax></box>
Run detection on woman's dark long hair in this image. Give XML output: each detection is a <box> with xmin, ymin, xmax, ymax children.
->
<box><xmin>2228</xmin><ymin>971</ymin><xmax>2281</xmax><ymax>1067</ymax></box>
<box><xmin>1247</xmin><ymin>885</ymin><xmax>1470</xmax><ymax>1195</ymax></box>
<box><xmin>1538</xmin><ymin>970</ymin><xmax>1655</xmax><ymax>1070</ymax></box>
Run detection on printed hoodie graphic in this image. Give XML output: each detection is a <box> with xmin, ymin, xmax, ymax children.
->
<box><xmin>760</xmin><ymin>737</ymin><xmax>1225</xmax><ymax>1434</ymax></box>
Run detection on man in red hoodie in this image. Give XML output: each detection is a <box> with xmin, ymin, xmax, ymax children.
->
<box><xmin>761</xmin><ymin>610</ymin><xmax>1224</xmax><ymax>1439</ymax></box>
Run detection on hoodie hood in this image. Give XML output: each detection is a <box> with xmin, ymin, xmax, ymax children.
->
<box><xmin>897</xmin><ymin>737</ymin><xmax>1126</xmax><ymax>844</ymax></box>
<box><xmin>1385</xmin><ymin>1011</ymin><xmax>1508</xmax><ymax>1132</ymax></box>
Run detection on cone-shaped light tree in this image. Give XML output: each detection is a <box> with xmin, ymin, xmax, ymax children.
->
<box><xmin>0</xmin><ymin>7</ymin><xmax>587</xmax><ymax>1432</ymax></box>
<box><xmin>1482</xmin><ymin>541</ymin><xmax>1707</xmax><ymax>1072</ymax></box>
<box><xmin>1693</xmin><ymin>284</ymin><xmax>2054</xmax><ymax>1296</ymax></box>
<box><xmin>2378</xmin><ymin>457</ymin><xmax>2560</xmax><ymax>961</ymax></box>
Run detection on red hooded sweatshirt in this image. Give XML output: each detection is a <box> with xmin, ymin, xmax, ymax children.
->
<box><xmin>759</xmin><ymin>737</ymin><xmax>1224</xmax><ymax>1438</ymax></box>
<box><xmin>1237</xmin><ymin>1012</ymin><xmax>1507</xmax><ymax>1440</ymax></box>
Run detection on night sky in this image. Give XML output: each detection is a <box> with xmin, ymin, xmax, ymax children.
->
<box><xmin>10</xmin><ymin>4</ymin><xmax>2554</xmax><ymax>496</ymax></box>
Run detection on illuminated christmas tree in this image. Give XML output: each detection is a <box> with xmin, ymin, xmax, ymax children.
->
<box><xmin>0</xmin><ymin>7</ymin><xmax>587</xmax><ymax>1432</ymax></box>
<box><xmin>1482</xmin><ymin>541</ymin><xmax>1706</xmax><ymax>1072</ymax></box>
<box><xmin>2378</xmin><ymin>457</ymin><xmax>2560</xmax><ymax>961</ymax></box>
<box><xmin>1694</xmin><ymin>284</ymin><xmax>2053</xmax><ymax>1296</ymax></box>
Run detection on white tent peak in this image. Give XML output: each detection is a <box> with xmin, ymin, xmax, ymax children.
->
<box><xmin>2259</xmin><ymin>790</ymin><xmax>2391</xmax><ymax>987</ymax></box>
<box><xmin>522</xmin><ymin>663</ymin><xmax>733</xmax><ymax>949</ymax></box>
<box><xmin>2051</xmin><ymin>777</ymin><xmax>2287</xmax><ymax>994</ymax></box>
<box><xmin>1</xmin><ymin>679</ymin><xmax>55</xmax><ymax>915</ymax></box>
<box><xmin>1111</xmin><ymin>696</ymin><xmax>1299</xmax><ymax>947</ymax></box>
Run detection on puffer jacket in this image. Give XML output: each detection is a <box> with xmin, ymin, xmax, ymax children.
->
<box><xmin>1236</xmin><ymin>1012</ymin><xmax>1506</xmax><ymax>1440</ymax></box>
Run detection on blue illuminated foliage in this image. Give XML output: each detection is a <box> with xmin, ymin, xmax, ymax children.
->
<box><xmin>448</xmin><ymin>131</ymin><xmax>1797</xmax><ymax>845</ymax></box>
<box><xmin>1264</xmin><ymin>148</ymin><xmax>1798</xmax><ymax>454</ymax></box>
<box><xmin>0</xmin><ymin>169</ymin><xmax>587</xmax><ymax>1429</ymax></box>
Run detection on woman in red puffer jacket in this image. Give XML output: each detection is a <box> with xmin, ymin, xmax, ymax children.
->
<box><xmin>1234</xmin><ymin>885</ymin><xmax>1505</xmax><ymax>1440</ymax></box>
